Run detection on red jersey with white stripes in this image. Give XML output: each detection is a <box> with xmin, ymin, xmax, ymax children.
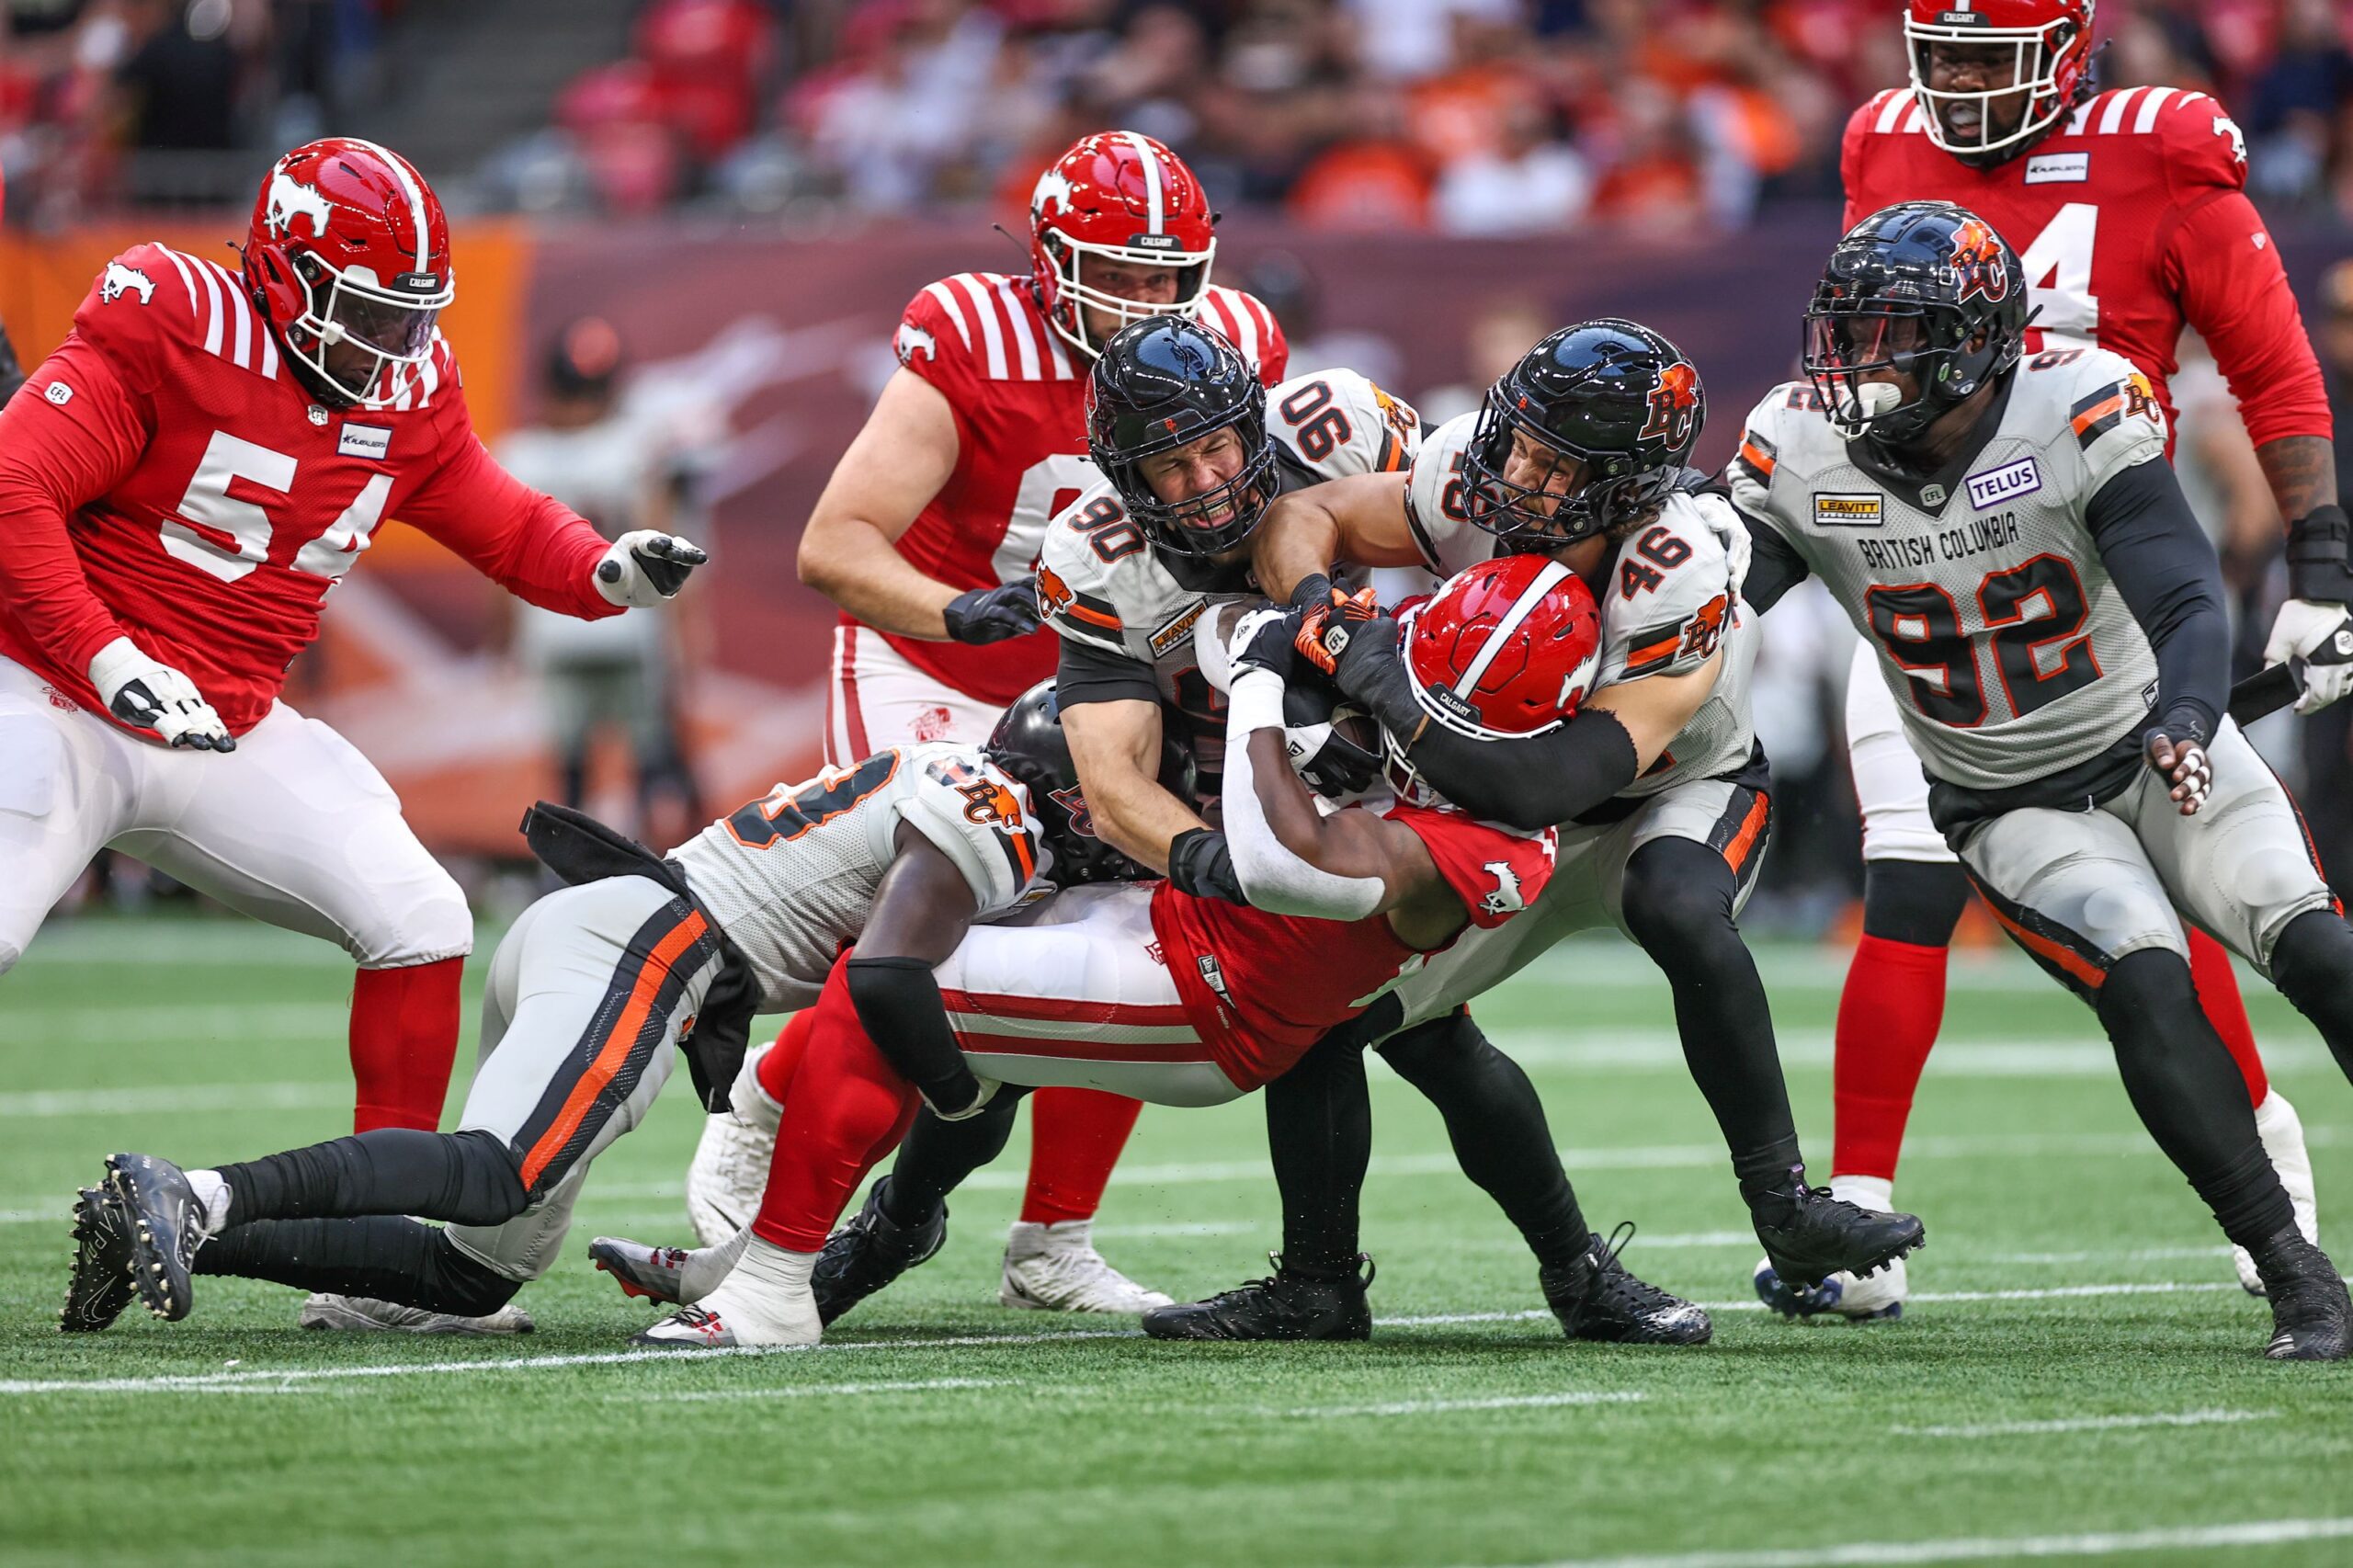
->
<box><xmin>878</xmin><ymin>271</ymin><xmax>1287</xmax><ymax>707</ymax></box>
<box><xmin>1842</xmin><ymin>85</ymin><xmax>2330</xmax><ymax>449</ymax></box>
<box><xmin>0</xmin><ymin>243</ymin><xmax>617</xmax><ymax>737</ymax></box>
<box><xmin>1149</xmin><ymin>802</ymin><xmax>1557</xmax><ymax>1090</ymax></box>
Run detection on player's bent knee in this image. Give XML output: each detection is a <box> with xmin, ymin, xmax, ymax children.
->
<box><xmin>1620</xmin><ymin>840</ymin><xmax>1740</xmax><ymax>959</ymax></box>
<box><xmin>419</xmin><ymin>1227</ymin><xmax>523</xmax><ymax>1318</ymax></box>
<box><xmin>1374</xmin><ymin>1009</ymin><xmax>1483</xmax><ymax>1080</ymax></box>
<box><xmin>448</xmin><ymin>1127</ymin><xmax>533</xmax><ymax>1222</ymax></box>
<box><xmin>1861</xmin><ymin>859</ymin><xmax>1972</xmax><ymax>947</ymax></box>
<box><xmin>350</xmin><ymin>872</ymin><xmax>474</xmax><ymax>969</ymax></box>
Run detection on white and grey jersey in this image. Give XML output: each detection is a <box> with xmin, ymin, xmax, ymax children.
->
<box><xmin>1729</xmin><ymin>348</ymin><xmax>2171</xmax><ymax>793</ymax></box>
<box><xmin>666</xmin><ymin>743</ymin><xmax>1051</xmax><ymax>1011</ymax></box>
<box><xmin>1040</xmin><ymin>367</ymin><xmax>1420</xmax><ymax>778</ymax></box>
<box><xmin>1404</xmin><ymin>411</ymin><xmax>1757</xmax><ymax>801</ymax></box>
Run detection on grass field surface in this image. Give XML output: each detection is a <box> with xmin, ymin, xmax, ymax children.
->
<box><xmin>2</xmin><ymin>915</ymin><xmax>2348</xmax><ymax>1567</ymax></box>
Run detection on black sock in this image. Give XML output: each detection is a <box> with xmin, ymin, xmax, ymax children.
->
<box><xmin>1265</xmin><ymin>1027</ymin><xmax>1374</xmax><ymax>1278</ymax></box>
<box><xmin>215</xmin><ymin>1127</ymin><xmax>527</xmax><ymax>1230</ymax></box>
<box><xmin>195</xmin><ymin>1216</ymin><xmax>519</xmax><ymax>1317</ymax></box>
<box><xmin>1617</xmin><ymin>837</ymin><xmax>1803</xmax><ymax>1206</ymax></box>
<box><xmin>2098</xmin><ymin>949</ymin><xmax>2294</xmax><ymax>1249</ymax></box>
<box><xmin>2268</xmin><ymin>907</ymin><xmax>2353</xmax><ymax>1083</ymax></box>
<box><xmin>881</xmin><ymin>1089</ymin><xmax>1025</xmax><ymax>1228</ymax></box>
<box><xmin>1379</xmin><ymin>1010</ymin><xmax>1589</xmax><ymax>1269</ymax></box>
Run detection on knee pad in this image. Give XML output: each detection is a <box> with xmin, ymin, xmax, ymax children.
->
<box><xmin>2096</xmin><ymin>947</ymin><xmax>2199</xmax><ymax>1031</ymax></box>
<box><xmin>352</xmin><ymin>875</ymin><xmax>473</xmax><ymax>968</ymax></box>
<box><xmin>422</xmin><ymin>1228</ymin><xmax>524</xmax><ymax>1316</ymax></box>
<box><xmin>1620</xmin><ymin>839</ymin><xmax>1738</xmax><ymax>959</ymax></box>
<box><xmin>1861</xmin><ymin>859</ymin><xmax>1972</xmax><ymax>947</ymax></box>
<box><xmin>2268</xmin><ymin>908</ymin><xmax>2353</xmax><ymax>1000</ymax></box>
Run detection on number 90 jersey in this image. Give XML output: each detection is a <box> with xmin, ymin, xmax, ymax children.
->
<box><xmin>1729</xmin><ymin>347</ymin><xmax>2169</xmax><ymax>793</ymax></box>
<box><xmin>667</xmin><ymin>743</ymin><xmax>1053</xmax><ymax>1012</ymax></box>
<box><xmin>1403</xmin><ymin>411</ymin><xmax>1756</xmax><ymax>804</ymax></box>
<box><xmin>1038</xmin><ymin>368</ymin><xmax>1419</xmax><ymax>781</ymax></box>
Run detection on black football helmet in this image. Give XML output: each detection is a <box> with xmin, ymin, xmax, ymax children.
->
<box><xmin>1461</xmin><ymin>319</ymin><xmax>1706</xmax><ymax>552</ymax></box>
<box><xmin>1086</xmin><ymin>317</ymin><xmax>1279</xmax><ymax>560</ymax></box>
<box><xmin>986</xmin><ymin>681</ymin><xmax>1194</xmax><ymax>885</ymax></box>
<box><xmin>1803</xmin><ymin>200</ymin><xmax>2033</xmax><ymax>448</ymax></box>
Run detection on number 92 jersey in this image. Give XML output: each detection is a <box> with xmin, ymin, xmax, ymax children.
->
<box><xmin>1038</xmin><ymin>368</ymin><xmax>1419</xmax><ymax>781</ymax></box>
<box><xmin>1729</xmin><ymin>347</ymin><xmax>2169</xmax><ymax>793</ymax></box>
<box><xmin>1404</xmin><ymin>410</ymin><xmax>1756</xmax><ymax>804</ymax></box>
<box><xmin>666</xmin><ymin>742</ymin><xmax>1054</xmax><ymax>1012</ymax></box>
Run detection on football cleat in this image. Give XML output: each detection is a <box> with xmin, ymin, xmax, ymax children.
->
<box><xmin>1541</xmin><ymin>1225</ymin><xmax>1712</xmax><ymax>1346</ymax></box>
<box><xmin>812</xmin><ymin>1177</ymin><xmax>947</xmax><ymax>1326</ymax></box>
<box><xmin>1141</xmin><ymin>1254</ymin><xmax>1374</xmax><ymax>1341</ymax></box>
<box><xmin>1001</xmin><ymin>1219</ymin><xmax>1174</xmax><ymax>1313</ymax></box>
<box><xmin>106</xmin><ymin>1152</ymin><xmax>206</xmax><ymax>1323</ymax></box>
<box><xmin>60</xmin><ymin>1186</ymin><xmax>137</xmax><ymax>1334</ymax></box>
<box><xmin>1751</xmin><ymin>1176</ymin><xmax>1924</xmax><ymax>1291</ymax></box>
<box><xmin>686</xmin><ymin>1082</ymin><xmax>778</xmax><ymax>1249</ymax></box>
<box><xmin>2250</xmin><ymin>1226</ymin><xmax>2350</xmax><ymax>1361</ymax></box>
<box><xmin>299</xmin><ymin>1292</ymin><xmax>535</xmax><ymax>1335</ymax></box>
<box><xmin>633</xmin><ymin>1303</ymin><xmax>744</xmax><ymax>1350</ymax></box>
<box><xmin>1754</xmin><ymin>1254</ymin><xmax>1907</xmax><ymax>1322</ymax></box>
<box><xmin>2236</xmin><ymin>1090</ymin><xmax>2321</xmax><ymax>1297</ymax></box>
<box><xmin>635</xmin><ymin>1274</ymin><xmax>820</xmax><ymax>1349</ymax></box>
<box><xmin>591</xmin><ymin>1237</ymin><xmax>691</xmax><ymax>1306</ymax></box>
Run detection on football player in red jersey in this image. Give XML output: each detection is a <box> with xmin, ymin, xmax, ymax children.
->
<box><xmin>0</xmin><ymin>142</ymin><xmax>704</xmax><ymax>1222</ymax></box>
<box><xmin>1761</xmin><ymin>0</ymin><xmax>2347</xmax><ymax>1316</ymax></box>
<box><xmin>687</xmin><ymin>131</ymin><xmax>1289</xmax><ymax>1313</ymax></box>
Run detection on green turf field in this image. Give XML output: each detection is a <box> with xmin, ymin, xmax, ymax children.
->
<box><xmin>2</xmin><ymin>915</ymin><xmax>2348</xmax><ymax>1568</ymax></box>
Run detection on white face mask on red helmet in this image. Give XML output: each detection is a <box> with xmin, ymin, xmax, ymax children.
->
<box><xmin>1904</xmin><ymin>0</ymin><xmax>2097</xmax><ymax>162</ymax></box>
<box><xmin>1029</xmin><ymin>131</ymin><xmax>1217</xmax><ymax>359</ymax></box>
<box><xmin>243</xmin><ymin>137</ymin><xmax>456</xmax><ymax>409</ymax></box>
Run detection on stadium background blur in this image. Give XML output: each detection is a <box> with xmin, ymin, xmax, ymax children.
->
<box><xmin>4</xmin><ymin>0</ymin><xmax>2352</xmax><ymax>928</ymax></box>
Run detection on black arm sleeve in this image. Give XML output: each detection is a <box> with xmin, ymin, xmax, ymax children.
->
<box><xmin>1054</xmin><ymin>633</ymin><xmax>1160</xmax><ymax>707</ymax></box>
<box><xmin>1329</xmin><ymin>619</ymin><xmax>1639</xmax><ymax>830</ymax></box>
<box><xmin>2086</xmin><ymin>456</ymin><xmax>2231</xmax><ymax>744</ymax></box>
<box><xmin>1738</xmin><ymin>507</ymin><xmax>1812</xmax><ymax>616</ymax></box>
<box><xmin>844</xmin><ymin>956</ymin><xmax>983</xmax><ymax>1112</ymax></box>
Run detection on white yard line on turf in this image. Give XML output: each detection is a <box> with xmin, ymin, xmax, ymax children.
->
<box><xmin>645</xmin><ymin>1377</ymin><xmax>1014</xmax><ymax>1403</ymax></box>
<box><xmin>1890</xmin><ymin>1408</ymin><xmax>2272</xmax><ymax>1438</ymax></box>
<box><xmin>1276</xmin><ymin>1392</ymin><xmax>1646</xmax><ymax>1418</ymax></box>
<box><xmin>1991</xmin><ymin>1245</ymin><xmax>2234</xmax><ymax>1266</ymax></box>
<box><xmin>0</xmin><ymin>1081</ymin><xmax>348</xmax><ymax>1119</ymax></box>
<box><xmin>1477</xmin><ymin>1516</ymin><xmax>2353</xmax><ymax>1568</ymax></box>
<box><xmin>1488</xmin><ymin>1029</ymin><xmax>2342</xmax><ymax>1079</ymax></box>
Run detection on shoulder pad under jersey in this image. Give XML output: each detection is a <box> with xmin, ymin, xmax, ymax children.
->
<box><xmin>1402</xmin><ymin>411</ymin><xmax>1494</xmax><ymax>580</ymax></box>
<box><xmin>1268</xmin><ymin>367</ymin><xmax>1420</xmax><ymax>483</ymax></box>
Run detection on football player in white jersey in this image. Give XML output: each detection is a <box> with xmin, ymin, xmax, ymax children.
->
<box><xmin>1170</xmin><ymin>320</ymin><xmax>1926</xmax><ymax>1325</ymax></box>
<box><xmin>64</xmin><ymin>708</ymin><xmax>1125</xmax><ymax>1335</ymax></box>
<box><xmin>802</xmin><ymin>318</ymin><xmax>1711</xmax><ymax>1346</ymax></box>
<box><xmin>1728</xmin><ymin>201</ymin><xmax>2352</xmax><ymax>1360</ymax></box>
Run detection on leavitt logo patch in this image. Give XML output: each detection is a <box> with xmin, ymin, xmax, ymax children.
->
<box><xmin>1813</xmin><ymin>493</ymin><xmax>1883</xmax><ymax>527</ymax></box>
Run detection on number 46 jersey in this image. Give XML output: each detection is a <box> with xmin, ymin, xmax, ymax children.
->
<box><xmin>1729</xmin><ymin>347</ymin><xmax>2169</xmax><ymax>794</ymax></box>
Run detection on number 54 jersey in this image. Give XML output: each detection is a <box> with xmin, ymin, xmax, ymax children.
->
<box><xmin>1729</xmin><ymin>347</ymin><xmax>2169</xmax><ymax>793</ymax></box>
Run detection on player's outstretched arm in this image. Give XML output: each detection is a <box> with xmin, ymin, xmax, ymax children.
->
<box><xmin>842</xmin><ymin>825</ymin><xmax>995</xmax><ymax>1119</ymax></box>
<box><xmin>1253</xmin><ymin>471</ymin><xmax>1423</xmax><ymax>608</ymax></box>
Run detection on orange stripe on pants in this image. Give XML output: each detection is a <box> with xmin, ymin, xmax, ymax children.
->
<box><xmin>1721</xmin><ymin>791</ymin><xmax>1771</xmax><ymax>874</ymax></box>
<box><xmin>1980</xmin><ymin>898</ymin><xmax>2106</xmax><ymax>994</ymax></box>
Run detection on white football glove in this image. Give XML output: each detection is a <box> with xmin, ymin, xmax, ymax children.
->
<box><xmin>594</xmin><ymin>530</ymin><xmax>709</xmax><ymax>608</ymax></box>
<box><xmin>1690</xmin><ymin>490</ymin><xmax>1751</xmax><ymax>600</ymax></box>
<box><xmin>86</xmin><ymin>635</ymin><xmax>233</xmax><ymax>751</ymax></box>
<box><xmin>2263</xmin><ymin>598</ymin><xmax>2353</xmax><ymax>715</ymax></box>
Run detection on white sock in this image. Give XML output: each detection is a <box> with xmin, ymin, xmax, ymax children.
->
<box><xmin>1009</xmin><ymin>1217</ymin><xmax>1091</xmax><ymax>1253</ymax></box>
<box><xmin>713</xmin><ymin>1234</ymin><xmax>816</xmax><ymax>1324</ymax></box>
<box><xmin>680</xmin><ymin>1227</ymin><xmax>754</xmax><ymax>1304</ymax></box>
<box><xmin>186</xmin><ymin>1169</ymin><xmax>232</xmax><ymax>1237</ymax></box>
<box><xmin>1829</xmin><ymin>1175</ymin><xmax>1894</xmax><ymax>1214</ymax></box>
<box><xmin>729</xmin><ymin>1046</ymin><xmax>783</xmax><ymax>1135</ymax></box>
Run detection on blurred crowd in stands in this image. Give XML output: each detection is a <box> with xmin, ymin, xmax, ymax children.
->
<box><xmin>6</xmin><ymin>0</ymin><xmax>2353</xmax><ymax>227</ymax></box>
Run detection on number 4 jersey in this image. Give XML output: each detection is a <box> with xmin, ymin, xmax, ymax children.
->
<box><xmin>0</xmin><ymin>244</ymin><xmax>615</xmax><ymax>736</ymax></box>
<box><xmin>1729</xmin><ymin>347</ymin><xmax>2169</xmax><ymax>793</ymax></box>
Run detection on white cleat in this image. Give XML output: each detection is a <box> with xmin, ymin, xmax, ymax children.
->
<box><xmin>1751</xmin><ymin>1253</ymin><xmax>1907</xmax><ymax>1321</ymax></box>
<box><xmin>299</xmin><ymin>1292</ymin><xmax>535</xmax><ymax>1336</ymax></box>
<box><xmin>686</xmin><ymin>1043</ymin><xmax>779</xmax><ymax>1248</ymax></box>
<box><xmin>2236</xmin><ymin>1089</ymin><xmax>2323</xmax><ymax>1296</ymax></box>
<box><xmin>1000</xmin><ymin>1219</ymin><xmax>1174</xmax><ymax>1313</ymax></box>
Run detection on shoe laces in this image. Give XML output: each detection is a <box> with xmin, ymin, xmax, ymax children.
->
<box><xmin>1586</xmin><ymin>1223</ymin><xmax>1688</xmax><ymax>1321</ymax></box>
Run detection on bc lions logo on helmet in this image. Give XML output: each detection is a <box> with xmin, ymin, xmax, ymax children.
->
<box><xmin>1049</xmin><ymin>782</ymin><xmax>1099</xmax><ymax>838</ymax></box>
<box><xmin>265</xmin><ymin>169</ymin><xmax>335</xmax><ymax>240</ymax></box>
<box><xmin>1947</xmin><ymin>217</ymin><xmax>2011</xmax><ymax>305</ymax></box>
<box><xmin>1638</xmin><ymin>360</ymin><xmax>1702</xmax><ymax>447</ymax></box>
<box><xmin>100</xmin><ymin>262</ymin><xmax>155</xmax><ymax>306</ymax></box>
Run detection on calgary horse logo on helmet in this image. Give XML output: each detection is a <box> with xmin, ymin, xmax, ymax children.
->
<box><xmin>1948</xmin><ymin>217</ymin><xmax>2012</xmax><ymax>306</ymax></box>
<box><xmin>1639</xmin><ymin>359</ymin><xmax>1703</xmax><ymax>448</ymax></box>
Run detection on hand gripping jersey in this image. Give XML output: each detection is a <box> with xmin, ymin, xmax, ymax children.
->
<box><xmin>667</xmin><ymin>742</ymin><xmax>1052</xmax><ymax>1012</ymax></box>
<box><xmin>878</xmin><ymin>272</ymin><xmax>1288</xmax><ymax>707</ymax></box>
<box><xmin>1147</xmin><ymin>801</ymin><xmax>1557</xmax><ymax>1090</ymax></box>
<box><xmin>1842</xmin><ymin>85</ymin><xmax>2330</xmax><ymax>450</ymax></box>
<box><xmin>1038</xmin><ymin>367</ymin><xmax>1418</xmax><ymax>779</ymax></box>
<box><xmin>1403</xmin><ymin>411</ymin><xmax>1756</xmax><ymax>804</ymax></box>
<box><xmin>1730</xmin><ymin>348</ymin><xmax>2169</xmax><ymax>793</ymax></box>
<box><xmin>0</xmin><ymin>244</ymin><xmax>614</xmax><ymax>735</ymax></box>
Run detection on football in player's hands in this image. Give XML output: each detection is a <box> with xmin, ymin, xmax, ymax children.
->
<box><xmin>86</xmin><ymin>636</ymin><xmax>234</xmax><ymax>752</ymax></box>
<box><xmin>942</xmin><ymin>577</ymin><xmax>1045</xmax><ymax>644</ymax></box>
<box><xmin>2145</xmin><ymin>729</ymin><xmax>2212</xmax><ymax>816</ymax></box>
<box><xmin>596</xmin><ymin>530</ymin><xmax>709</xmax><ymax>608</ymax></box>
<box><xmin>2264</xmin><ymin>598</ymin><xmax>2353</xmax><ymax>714</ymax></box>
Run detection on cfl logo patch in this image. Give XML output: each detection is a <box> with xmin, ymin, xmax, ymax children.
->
<box><xmin>44</xmin><ymin>381</ymin><xmax>72</xmax><ymax>406</ymax></box>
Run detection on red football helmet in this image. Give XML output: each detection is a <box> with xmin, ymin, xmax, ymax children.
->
<box><xmin>242</xmin><ymin>138</ymin><xmax>455</xmax><ymax>408</ymax></box>
<box><xmin>1388</xmin><ymin>555</ymin><xmax>1603</xmax><ymax>805</ymax></box>
<box><xmin>1029</xmin><ymin>131</ymin><xmax>1217</xmax><ymax>359</ymax></box>
<box><xmin>1905</xmin><ymin>0</ymin><xmax>2097</xmax><ymax>162</ymax></box>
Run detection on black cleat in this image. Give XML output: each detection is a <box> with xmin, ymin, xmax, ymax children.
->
<box><xmin>1141</xmin><ymin>1254</ymin><xmax>1374</xmax><ymax>1341</ymax></box>
<box><xmin>1541</xmin><ymin>1224</ymin><xmax>1712</xmax><ymax>1346</ymax></box>
<box><xmin>107</xmin><ymin>1152</ymin><xmax>205</xmax><ymax>1323</ymax></box>
<box><xmin>1751</xmin><ymin>1174</ymin><xmax>1923</xmax><ymax>1291</ymax></box>
<box><xmin>60</xmin><ymin>1186</ymin><xmax>137</xmax><ymax>1334</ymax></box>
<box><xmin>2251</xmin><ymin>1226</ymin><xmax>2350</xmax><ymax>1361</ymax></box>
<box><xmin>811</xmin><ymin>1177</ymin><xmax>947</xmax><ymax>1327</ymax></box>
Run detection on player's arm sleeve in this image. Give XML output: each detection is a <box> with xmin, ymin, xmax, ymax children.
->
<box><xmin>0</xmin><ymin>336</ymin><xmax>155</xmax><ymax>670</ymax></box>
<box><xmin>2086</xmin><ymin>456</ymin><xmax>2231</xmax><ymax>743</ymax></box>
<box><xmin>1222</xmin><ymin>667</ymin><xmax>1386</xmax><ymax>918</ymax></box>
<box><xmin>1055</xmin><ymin>632</ymin><xmax>1159</xmax><ymax>707</ymax></box>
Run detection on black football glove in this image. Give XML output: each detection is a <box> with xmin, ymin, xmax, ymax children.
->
<box><xmin>1169</xmin><ymin>827</ymin><xmax>1247</xmax><ymax>903</ymax></box>
<box><xmin>1231</xmin><ymin>606</ymin><xmax>1303</xmax><ymax>682</ymax></box>
<box><xmin>944</xmin><ymin>577</ymin><xmax>1045</xmax><ymax>644</ymax></box>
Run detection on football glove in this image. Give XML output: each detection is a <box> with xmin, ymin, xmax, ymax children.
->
<box><xmin>1296</xmin><ymin>587</ymin><xmax>1379</xmax><ymax>677</ymax></box>
<box><xmin>2145</xmin><ymin>725</ymin><xmax>2213</xmax><ymax>817</ymax></box>
<box><xmin>87</xmin><ymin>636</ymin><xmax>233</xmax><ymax>751</ymax></box>
<box><xmin>942</xmin><ymin>577</ymin><xmax>1044</xmax><ymax>644</ymax></box>
<box><xmin>1230</xmin><ymin>606</ymin><xmax>1302</xmax><ymax>680</ymax></box>
<box><xmin>2263</xmin><ymin>598</ymin><xmax>2353</xmax><ymax>715</ymax></box>
<box><xmin>594</xmin><ymin>530</ymin><xmax>708</xmax><ymax>608</ymax></box>
<box><xmin>1169</xmin><ymin>827</ymin><xmax>1247</xmax><ymax>904</ymax></box>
